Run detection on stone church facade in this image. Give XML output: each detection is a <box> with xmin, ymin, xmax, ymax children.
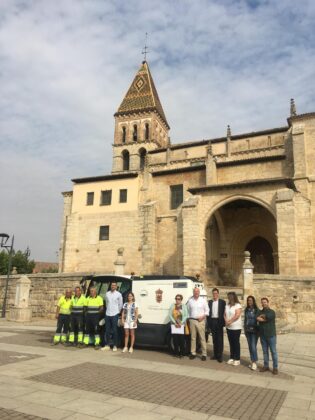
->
<box><xmin>59</xmin><ymin>61</ymin><xmax>315</xmax><ymax>287</ymax></box>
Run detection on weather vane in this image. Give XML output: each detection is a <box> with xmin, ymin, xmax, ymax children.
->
<box><xmin>142</xmin><ymin>32</ymin><xmax>149</xmax><ymax>62</ymax></box>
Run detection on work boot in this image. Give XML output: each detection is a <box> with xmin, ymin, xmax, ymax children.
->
<box><xmin>259</xmin><ymin>366</ymin><xmax>270</xmax><ymax>372</ymax></box>
<box><xmin>272</xmin><ymin>368</ymin><xmax>279</xmax><ymax>375</ymax></box>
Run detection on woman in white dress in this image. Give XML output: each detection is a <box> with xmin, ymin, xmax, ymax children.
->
<box><xmin>121</xmin><ymin>292</ymin><xmax>138</xmax><ymax>353</ymax></box>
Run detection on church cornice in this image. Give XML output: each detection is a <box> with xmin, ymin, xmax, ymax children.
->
<box><xmin>148</xmin><ymin>126</ymin><xmax>288</xmax><ymax>154</ymax></box>
<box><xmin>189</xmin><ymin>177</ymin><xmax>295</xmax><ymax>193</ymax></box>
<box><xmin>72</xmin><ymin>172</ymin><xmax>138</xmax><ymax>184</ymax></box>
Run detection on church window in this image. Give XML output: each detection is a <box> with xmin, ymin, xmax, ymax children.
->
<box><xmin>100</xmin><ymin>190</ymin><xmax>112</xmax><ymax>206</ymax></box>
<box><xmin>133</xmin><ymin>125</ymin><xmax>138</xmax><ymax>141</ymax></box>
<box><xmin>86</xmin><ymin>192</ymin><xmax>94</xmax><ymax>206</ymax></box>
<box><xmin>99</xmin><ymin>225</ymin><xmax>109</xmax><ymax>241</ymax></box>
<box><xmin>139</xmin><ymin>148</ymin><xmax>147</xmax><ymax>170</ymax></box>
<box><xmin>145</xmin><ymin>123</ymin><xmax>149</xmax><ymax>140</ymax></box>
<box><xmin>119</xmin><ymin>189</ymin><xmax>128</xmax><ymax>203</ymax></box>
<box><xmin>122</xmin><ymin>150</ymin><xmax>130</xmax><ymax>170</ymax></box>
<box><xmin>122</xmin><ymin>127</ymin><xmax>126</xmax><ymax>143</ymax></box>
<box><xmin>170</xmin><ymin>184</ymin><xmax>183</xmax><ymax>209</ymax></box>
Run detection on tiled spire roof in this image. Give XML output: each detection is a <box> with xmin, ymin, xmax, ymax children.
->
<box><xmin>115</xmin><ymin>61</ymin><xmax>169</xmax><ymax>129</ymax></box>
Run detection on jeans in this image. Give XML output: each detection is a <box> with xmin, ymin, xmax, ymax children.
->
<box><xmin>105</xmin><ymin>314</ymin><xmax>119</xmax><ymax>347</ymax></box>
<box><xmin>245</xmin><ymin>332</ymin><xmax>258</xmax><ymax>362</ymax></box>
<box><xmin>226</xmin><ymin>329</ymin><xmax>241</xmax><ymax>361</ymax></box>
<box><xmin>260</xmin><ymin>335</ymin><xmax>278</xmax><ymax>369</ymax></box>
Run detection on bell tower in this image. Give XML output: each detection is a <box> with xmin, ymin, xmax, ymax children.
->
<box><xmin>112</xmin><ymin>61</ymin><xmax>170</xmax><ymax>172</ymax></box>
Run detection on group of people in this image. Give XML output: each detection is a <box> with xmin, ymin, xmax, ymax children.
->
<box><xmin>169</xmin><ymin>287</ymin><xmax>279</xmax><ymax>374</ymax></box>
<box><xmin>53</xmin><ymin>283</ymin><xmax>279</xmax><ymax>375</ymax></box>
<box><xmin>53</xmin><ymin>282</ymin><xmax>138</xmax><ymax>353</ymax></box>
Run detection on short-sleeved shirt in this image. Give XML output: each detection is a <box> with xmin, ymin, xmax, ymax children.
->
<box><xmin>58</xmin><ymin>296</ymin><xmax>72</xmax><ymax>315</ymax></box>
<box><xmin>225</xmin><ymin>303</ymin><xmax>242</xmax><ymax>330</ymax></box>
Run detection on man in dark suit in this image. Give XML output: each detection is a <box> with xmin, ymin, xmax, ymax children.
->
<box><xmin>207</xmin><ymin>288</ymin><xmax>226</xmax><ymax>363</ymax></box>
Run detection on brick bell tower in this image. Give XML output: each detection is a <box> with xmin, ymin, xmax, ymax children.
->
<box><xmin>112</xmin><ymin>60</ymin><xmax>170</xmax><ymax>173</ymax></box>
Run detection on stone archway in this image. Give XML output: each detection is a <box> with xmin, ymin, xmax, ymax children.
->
<box><xmin>205</xmin><ymin>198</ymin><xmax>278</xmax><ymax>286</ymax></box>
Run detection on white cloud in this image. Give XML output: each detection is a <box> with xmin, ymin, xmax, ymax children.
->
<box><xmin>0</xmin><ymin>0</ymin><xmax>314</xmax><ymax>260</ymax></box>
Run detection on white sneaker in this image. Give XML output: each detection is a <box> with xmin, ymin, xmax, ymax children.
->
<box><xmin>233</xmin><ymin>360</ymin><xmax>240</xmax><ymax>366</ymax></box>
<box><xmin>129</xmin><ymin>347</ymin><xmax>133</xmax><ymax>353</ymax></box>
<box><xmin>122</xmin><ymin>347</ymin><xmax>128</xmax><ymax>353</ymax></box>
<box><xmin>227</xmin><ymin>359</ymin><xmax>234</xmax><ymax>365</ymax></box>
<box><xmin>248</xmin><ymin>363</ymin><xmax>252</xmax><ymax>369</ymax></box>
<box><xmin>101</xmin><ymin>346</ymin><xmax>110</xmax><ymax>351</ymax></box>
<box><xmin>113</xmin><ymin>346</ymin><xmax>118</xmax><ymax>352</ymax></box>
<box><xmin>251</xmin><ymin>362</ymin><xmax>257</xmax><ymax>371</ymax></box>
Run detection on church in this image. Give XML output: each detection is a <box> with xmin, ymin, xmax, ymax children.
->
<box><xmin>59</xmin><ymin>60</ymin><xmax>315</xmax><ymax>287</ymax></box>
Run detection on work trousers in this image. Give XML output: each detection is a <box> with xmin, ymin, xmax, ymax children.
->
<box><xmin>104</xmin><ymin>314</ymin><xmax>119</xmax><ymax>347</ymax></box>
<box><xmin>69</xmin><ymin>314</ymin><xmax>84</xmax><ymax>344</ymax></box>
<box><xmin>84</xmin><ymin>314</ymin><xmax>100</xmax><ymax>346</ymax></box>
<box><xmin>190</xmin><ymin>319</ymin><xmax>207</xmax><ymax>357</ymax></box>
<box><xmin>54</xmin><ymin>314</ymin><xmax>70</xmax><ymax>343</ymax></box>
<box><xmin>210</xmin><ymin>319</ymin><xmax>224</xmax><ymax>360</ymax></box>
<box><xmin>172</xmin><ymin>334</ymin><xmax>185</xmax><ymax>356</ymax></box>
<box><xmin>227</xmin><ymin>329</ymin><xmax>241</xmax><ymax>361</ymax></box>
<box><xmin>260</xmin><ymin>335</ymin><xmax>278</xmax><ymax>369</ymax></box>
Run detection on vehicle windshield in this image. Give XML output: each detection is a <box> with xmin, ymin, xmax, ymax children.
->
<box><xmin>88</xmin><ymin>278</ymin><xmax>132</xmax><ymax>303</ymax></box>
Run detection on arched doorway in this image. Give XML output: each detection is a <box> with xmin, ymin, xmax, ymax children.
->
<box><xmin>205</xmin><ymin>198</ymin><xmax>278</xmax><ymax>286</ymax></box>
<box><xmin>246</xmin><ymin>236</ymin><xmax>274</xmax><ymax>274</ymax></box>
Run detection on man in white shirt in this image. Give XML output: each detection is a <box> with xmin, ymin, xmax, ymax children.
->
<box><xmin>187</xmin><ymin>287</ymin><xmax>209</xmax><ymax>361</ymax></box>
<box><xmin>102</xmin><ymin>281</ymin><xmax>123</xmax><ymax>352</ymax></box>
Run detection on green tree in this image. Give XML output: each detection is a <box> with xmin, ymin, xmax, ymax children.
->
<box><xmin>0</xmin><ymin>249</ymin><xmax>35</xmax><ymax>275</ymax></box>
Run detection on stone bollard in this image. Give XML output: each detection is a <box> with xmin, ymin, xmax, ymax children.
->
<box><xmin>243</xmin><ymin>251</ymin><xmax>254</xmax><ymax>301</ymax></box>
<box><xmin>114</xmin><ymin>248</ymin><xmax>126</xmax><ymax>276</ymax></box>
<box><xmin>8</xmin><ymin>275</ymin><xmax>32</xmax><ymax>322</ymax></box>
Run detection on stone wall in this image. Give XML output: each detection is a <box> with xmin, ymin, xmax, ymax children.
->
<box><xmin>0</xmin><ymin>273</ymin><xmax>89</xmax><ymax>319</ymax></box>
<box><xmin>253</xmin><ymin>274</ymin><xmax>315</xmax><ymax>330</ymax></box>
<box><xmin>1</xmin><ymin>273</ymin><xmax>314</xmax><ymax>330</ymax></box>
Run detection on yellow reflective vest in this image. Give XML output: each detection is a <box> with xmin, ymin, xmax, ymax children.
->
<box><xmin>86</xmin><ymin>295</ymin><xmax>103</xmax><ymax>314</ymax></box>
<box><xmin>71</xmin><ymin>295</ymin><xmax>87</xmax><ymax>315</ymax></box>
<box><xmin>58</xmin><ymin>296</ymin><xmax>72</xmax><ymax>315</ymax></box>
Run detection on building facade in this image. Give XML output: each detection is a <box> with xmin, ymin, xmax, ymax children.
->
<box><xmin>59</xmin><ymin>61</ymin><xmax>315</xmax><ymax>287</ymax></box>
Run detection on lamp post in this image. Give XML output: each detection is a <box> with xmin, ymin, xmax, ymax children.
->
<box><xmin>0</xmin><ymin>233</ymin><xmax>14</xmax><ymax>318</ymax></box>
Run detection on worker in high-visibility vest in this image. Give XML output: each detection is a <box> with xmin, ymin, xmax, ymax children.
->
<box><xmin>83</xmin><ymin>287</ymin><xmax>103</xmax><ymax>349</ymax></box>
<box><xmin>52</xmin><ymin>288</ymin><xmax>72</xmax><ymax>345</ymax></box>
<box><xmin>68</xmin><ymin>286</ymin><xmax>86</xmax><ymax>347</ymax></box>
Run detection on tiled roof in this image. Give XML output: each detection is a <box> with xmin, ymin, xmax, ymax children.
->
<box><xmin>115</xmin><ymin>61</ymin><xmax>169</xmax><ymax>128</ymax></box>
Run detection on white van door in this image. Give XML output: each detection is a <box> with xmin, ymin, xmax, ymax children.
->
<box><xmin>132</xmin><ymin>279</ymin><xmax>195</xmax><ymax>325</ymax></box>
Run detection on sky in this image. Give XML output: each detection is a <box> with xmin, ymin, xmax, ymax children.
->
<box><xmin>0</xmin><ymin>0</ymin><xmax>314</xmax><ymax>262</ymax></box>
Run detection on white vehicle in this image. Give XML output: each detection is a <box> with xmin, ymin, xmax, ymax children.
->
<box><xmin>82</xmin><ymin>274</ymin><xmax>207</xmax><ymax>349</ymax></box>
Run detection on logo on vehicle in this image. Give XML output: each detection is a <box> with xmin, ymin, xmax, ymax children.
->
<box><xmin>155</xmin><ymin>288</ymin><xmax>163</xmax><ymax>303</ymax></box>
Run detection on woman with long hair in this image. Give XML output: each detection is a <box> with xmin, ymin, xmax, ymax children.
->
<box><xmin>244</xmin><ymin>295</ymin><xmax>259</xmax><ymax>370</ymax></box>
<box><xmin>224</xmin><ymin>292</ymin><xmax>242</xmax><ymax>366</ymax></box>
<box><xmin>121</xmin><ymin>292</ymin><xmax>138</xmax><ymax>353</ymax></box>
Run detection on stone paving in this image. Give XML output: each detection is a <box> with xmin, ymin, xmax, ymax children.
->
<box><xmin>30</xmin><ymin>362</ymin><xmax>286</xmax><ymax>419</ymax></box>
<box><xmin>0</xmin><ymin>407</ymin><xmax>46</xmax><ymax>419</ymax></box>
<box><xmin>0</xmin><ymin>321</ymin><xmax>314</xmax><ymax>419</ymax></box>
<box><xmin>0</xmin><ymin>349</ymin><xmax>42</xmax><ymax>367</ymax></box>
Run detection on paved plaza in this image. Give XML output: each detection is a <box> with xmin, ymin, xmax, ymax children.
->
<box><xmin>0</xmin><ymin>320</ymin><xmax>314</xmax><ymax>419</ymax></box>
